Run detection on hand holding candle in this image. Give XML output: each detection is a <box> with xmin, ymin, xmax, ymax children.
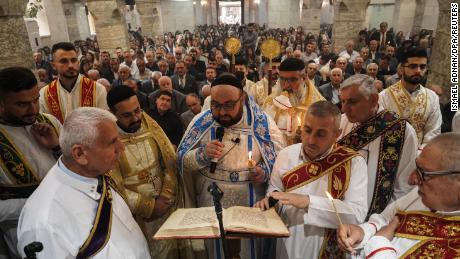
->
<box><xmin>248</xmin><ymin>151</ymin><xmax>256</xmax><ymax>173</ymax></box>
<box><xmin>325</xmin><ymin>191</ymin><xmax>343</xmax><ymax>225</ymax></box>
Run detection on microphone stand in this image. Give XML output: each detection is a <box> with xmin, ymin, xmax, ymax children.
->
<box><xmin>208</xmin><ymin>182</ymin><xmax>229</xmax><ymax>259</ymax></box>
<box><xmin>24</xmin><ymin>242</ymin><xmax>43</xmax><ymax>259</ymax></box>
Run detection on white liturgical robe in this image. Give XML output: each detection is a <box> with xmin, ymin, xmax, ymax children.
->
<box><xmin>339</xmin><ymin>107</ymin><xmax>418</xmax><ymax>208</ymax></box>
<box><xmin>17</xmin><ymin>160</ymin><xmax>150</xmax><ymax>259</ymax></box>
<box><xmin>355</xmin><ymin>187</ymin><xmax>460</xmax><ymax>258</ymax></box>
<box><xmin>379</xmin><ymin>83</ymin><xmax>441</xmax><ymax>148</ymax></box>
<box><xmin>39</xmin><ymin>74</ymin><xmax>108</xmax><ymax>120</ymax></box>
<box><xmin>267</xmin><ymin>143</ymin><xmax>368</xmax><ymax>259</ymax></box>
<box><xmin>0</xmin><ymin>113</ymin><xmax>61</xmax><ymax>258</ymax></box>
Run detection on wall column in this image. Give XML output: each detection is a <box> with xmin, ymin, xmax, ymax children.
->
<box><xmin>0</xmin><ymin>0</ymin><xmax>34</xmax><ymax>69</ymax></box>
<box><xmin>86</xmin><ymin>0</ymin><xmax>130</xmax><ymax>53</ymax></box>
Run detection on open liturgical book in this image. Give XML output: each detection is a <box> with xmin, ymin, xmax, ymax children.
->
<box><xmin>153</xmin><ymin>206</ymin><xmax>289</xmax><ymax>240</ymax></box>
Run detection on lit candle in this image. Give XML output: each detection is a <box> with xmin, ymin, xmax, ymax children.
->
<box><xmin>325</xmin><ymin>191</ymin><xmax>343</xmax><ymax>225</ymax></box>
<box><xmin>248</xmin><ymin>151</ymin><xmax>256</xmax><ymax>172</ymax></box>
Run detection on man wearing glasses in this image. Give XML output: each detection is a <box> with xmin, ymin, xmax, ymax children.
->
<box><xmin>178</xmin><ymin>73</ymin><xmax>286</xmax><ymax>259</ymax></box>
<box><xmin>337</xmin><ymin>132</ymin><xmax>460</xmax><ymax>258</ymax></box>
<box><xmin>106</xmin><ymin>86</ymin><xmax>193</xmax><ymax>258</ymax></box>
<box><xmin>379</xmin><ymin>47</ymin><xmax>441</xmax><ymax>148</ymax></box>
<box><xmin>263</xmin><ymin>58</ymin><xmax>324</xmax><ymax>145</ymax></box>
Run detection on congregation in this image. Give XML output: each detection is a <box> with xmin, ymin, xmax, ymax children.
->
<box><xmin>2</xmin><ymin>20</ymin><xmax>460</xmax><ymax>259</ymax></box>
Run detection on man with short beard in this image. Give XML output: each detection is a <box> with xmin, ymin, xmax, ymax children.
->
<box><xmin>178</xmin><ymin>73</ymin><xmax>285</xmax><ymax>259</ymax></box>
<box><xmin>39</xmin><ymin>42</ymin><xmax>107</xmax><ymax>123</ymax></box>
<box><xmin>379</xmin><ymin>48</ymin><xmax>441</xmax><ymax>147</ymax></box>
<box><xmin>263</xmin><ymin>58</ymin><xmax>324</xmax><ymax>144</ymax></box>
<box><xmin>107</xmin><ymin>86</ymin><xmax>193</xmax><ymax>258</ymax></box>
<box><xmin>0</xmin><ymin>67</ymin><xmax>61</xmax><ymax>258</ymax></box>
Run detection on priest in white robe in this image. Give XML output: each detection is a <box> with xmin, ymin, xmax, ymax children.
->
<box><xmin>0</xmin><ymin>67</ymin><xmax>61</xmax><ymax>258</ymax></box>
<box><xmin>39</xmin><ymin>42</ymin><xmax>107</xmax><ymax>124</ymax></box>
<box><xmin>378</xmin><ymin>48</ymin><xmax>441</xmax><ymax>148</ymax></box>
<box><xmin>17</xmin><ymin>108</ymin><xmax>150</xmax><ymax>258</ymax></box>
<box><xmin>256</xmin><ymin>101</ymin><xmax>368</xmax><ymax>259</ymax></box>
<box><xmin>337</xmin><ymin>133</ymin><xmax>460</xmax><ymax>259</ymax></box>
<box><xmin>178</xmin><ymin>73</ymin><xmax>286</xmax><ymax>259</ymax></box>
<box><xmin>262</xmin><ymin>58</ymin><xmax>324</xmax><ymax>145</ymax></box>
<box><xmin>338</xmin><ymin>74</ymin><xmax>418</xmax><ymax>218</ymax></box>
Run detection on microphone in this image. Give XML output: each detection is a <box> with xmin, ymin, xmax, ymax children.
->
<box><xmin>210</xmin><ymin>127</ymin><xmax>225</xmax><ymax>174</ymax></box>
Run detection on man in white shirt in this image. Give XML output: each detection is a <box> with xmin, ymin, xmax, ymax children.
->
<box><xmin>255</xmin><ymin>101</ymin><xmax>368</xmax><ymax>259</ymax></box>
<box><xmin>121</xmin><ymin>50</ymin><xmax>140</xmax><ymax>80</ymax></box>
<box><xmin>339</xmin><ymin>40</ymin><xmax>360</xmax><ymax>63</ymax></box>
<box><xmin>338</xmin><ymin>74</ymin><xmax>418</xmax><ymax>219</ymax></box>
<box><xmin>39</xmin><ymin>42</ymin><xmax>108</xmax><ymax>124</ymax></box>
<box><xmin>379</xmin><ymin>47</ymin><xmax>441</xmax><ymax>147</ymax></box>
<box><xmin>17</xmin><ymin>107</ymin><xmax>150</xmax><ymax>258</ymax></box>
<box><xmin>0</xmin><ymin>67</ymin><xmax>61</xmax><ymax>258</ymax></box>
<box><xmin>337</xmin><ymin>133</ymin><xmax>460</xmax><ymax>259</ymax></box>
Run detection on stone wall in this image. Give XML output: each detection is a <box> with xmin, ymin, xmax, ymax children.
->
<box><xmin>86</xmin><ymin>0</ymin><xmax>129</xmax><ymax>53</ymax></box>
<box><xmin>332</xmin><ymin>0</ymin><xmax>370</xmax><ymax>53</ymax></box>
<box><xmin>62</xmin><ymin>0</ymin><xmax>91</xmax><ymax>42</ymax></box>
<box><xmin>426</xmin><ymin>0</ymin><xmax>450</xmax><ymax>103</ymax></box>
<box><xmin>0</xmin><ymin>0</ymin><xmax>34</xmax><ymax>69</ymax></box>
<box><xmin>42</xmin><ymin>0</ymin><xmax>70</xmax><ymax>43</ymax></box>
<box><xmin>300</xmin><ymin>0</ymin><xmax>322</xmax><ymax>34</ymax></box>
<box><xmin>267</xmin><ymin>0</ymin><xmax>301</xmax><ymax>28</ymax></box>
<box><xmin>136</xmin><ymin>0</ymin><xmax>162</xmax><ymax>38</ymax></box>
<box><xmin>160</xmin><ymin>0</ymin><xmax>195</xmax><ymax>33</ymax></box>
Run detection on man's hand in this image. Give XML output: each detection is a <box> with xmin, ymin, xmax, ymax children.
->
<box><xmin>30</xmin><ymin>123</ymin><xmax>59</xmax><ymax>150</ymax></box>
<box><xmin>254</xmin><ymin>197</ymin><xmax>270</xmax><ymax>211</ymax></box>
<box><xmin>270</xmin><ymin>192</ymin><xmax>309</xmax><ymax>209</ymax></box>
<box><xmin>337</xmin><ymin>224</ymin><xmax>365</xmax><ymax>255</ymax></box>
<box><xmin>375</xmin><ymin>216</ymin><xmax>400</xmax><ymax>241</ymax></box>
<box><xmin>249</xmin><ymin>166</ymin><xmax>265</xmax><ymax>184</ymax></box>
<box><xmin>152</xmin><ymin>196</ymin><xmax>172</xmax><ymax>218</ymax></box>
<box><xmin>204</xmin><ymin>140</ymin><xmax>224</xmax><ymax>160</ymax></box>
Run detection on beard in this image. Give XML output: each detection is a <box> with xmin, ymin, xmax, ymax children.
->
<box><xmin>2</xmin><ymin>112</ymin><xmax>37</xmax><ymax>126</ymax></box>
<box><xmin>403</xmin><ymin>74</ymin><xmax>424</xmax><ymax>85</ymax></box>
<box><xmin>61</xmin><ymin>69</ymin><xmax>79</xmax><ymax>79</ymax></box>
<box><xmin>117</xmin><ymin>120</ymin><xmax>141</xmax><ymax>133</ymax></box>
<box><xmin>213</xmin><ymin>104</ymin><xmax>243</xmax><ymax>128</ymax></box>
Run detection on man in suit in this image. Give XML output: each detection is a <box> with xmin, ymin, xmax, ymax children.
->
<box><xmin>369</xmin><ymin>40</ymin><xmax>381</xmax><ymax>62</ymax></box>
<box><xmin>180</xmin><ymin>93</ymin><xmax>202</xmax><ymax>129</ymax></box>
<box><xmin>140</xmin><ymin>71</ymin><xmax>161</xmax><ymax>95</ymax></box>
<box><xmin>370</xmin><ymin>22</ymin><xmax>395</xmax><ymax>53</ymax></box>
<box><xmin>171</xmin><ymin>61</ymin><xmax>198</xmax><ymax>95</ymax></box>
<box><xmin>148</xmin><ymin>76</ymin><xmax>187</xmax><ymax>115</ymax></box>
<box><xmin>189</xmin><ymin>48</ymin><xmax>206</xmax><ymax>81</ymax></box>
<box><xmin>319</xmin><ymin>67</ymin><xmax>343</xmax><ymax>108</ymax></box>
<box><xmin>305</xmin><ymin>61</ymin><xmax>322</xmax><ymax>88</ymax></box>
<box><xmin>346</xmin><ymin>56</ymin><xmax>367</xmax><ymax>75</ymax></box>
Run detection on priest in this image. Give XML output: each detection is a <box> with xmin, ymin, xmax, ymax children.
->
<box><xmin>263</xmin><ymin>58</ymin><xmax>324</xmax><ymax>145</ymax></box>
<box><xmin>178</xmin><ymin>73</ymin><xmax>285</xmax><ymax>259</ymax></box>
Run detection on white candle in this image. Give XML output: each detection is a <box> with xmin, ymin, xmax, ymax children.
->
<box><xmin>325</xmin><ymin>191</ymin><xmax>343</xmax><ymax>225</ymax></box>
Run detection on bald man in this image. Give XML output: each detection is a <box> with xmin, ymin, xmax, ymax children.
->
<box><xmin>147</xmin><ymin>76</ymin><xmax>187</xmax><ymax>114</ymax></box>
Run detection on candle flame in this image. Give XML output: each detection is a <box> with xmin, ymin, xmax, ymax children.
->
<box><xmin>325</xmin><ymin>191</ymin><xmax>333</xmax><ymax>200</ymax></box>
<box><xmin>248</xmin><ymin>151</ymin><xmax>252</xmax><ymax>160</ymax></box>
<box><xmin>297</xmin><ymin>115</ymin><xmax>301</xmax><ymax>125</ymax></box>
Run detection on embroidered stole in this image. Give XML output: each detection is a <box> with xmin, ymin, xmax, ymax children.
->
<box><xmin>338</xmin><ymin>110</ymin><xmax>406</xmax><ymax>218</ymax></box>
<box><xmin>77</xmin><ymin>175</ymin><xmax>114</xmax><ymax>259</ymax></box>
<box><xmin>395</xmin><ymin>210</ymin><xmax>460</xmax><ymax>259</ymax></box>
<box><xmin>0</xmin><ymin>114</ymin><xmax>56</xmax><ymax>200</ymax></box>
<box><xmin>281</xmin><ymin>146</ymin><xmax>358</xmax><ymax>259</ymax></box>
<box><xmin>45</xmin><ymin>76</ymin><xmax>96</xmax><ymax>123</ymax></box>
<box><xmin>387</xmin><ymin>81</ymin><xmax>427</xmax><ymax>145</ymax></box>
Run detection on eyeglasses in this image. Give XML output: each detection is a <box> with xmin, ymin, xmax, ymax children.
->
<box><xmin>279</xmin><ymin>76</ymin><xmax>299</xmax><ymax>84</ymax></box>
<box><xmin>211</xmin><ymin>96</ymin><xmax>242</xmax><ymax>111</ymax></box>
<box><xmin>415</xmin><ymin>163</ymin><xmax>460</xmax><ymax>181</ymax></box>
<box><xmin>403</xmin><ymin>64</ymin><xmax>427</xmax><ymax>70</ymax></box>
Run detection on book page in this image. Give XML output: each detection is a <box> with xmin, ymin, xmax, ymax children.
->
<box><xmin>224</xmin><ymin>206</ymin><xmax>289</xmax><ymax>236</ymax></box>
<box><xmin>161</xmin><ymin>207</ymin><xmax>218</xmax><ymax>229</ymax></box>
<box><xmin>154</xmin><ymin>207</ymin><xmax>221</xmax><ymax>239</ymax></box>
